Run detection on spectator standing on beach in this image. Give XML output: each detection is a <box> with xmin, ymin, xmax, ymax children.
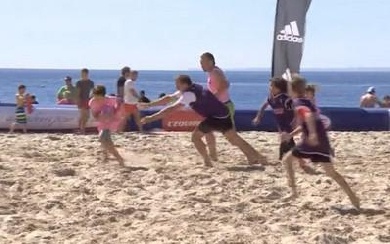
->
<box><xmin>360</xmin><ymin>87</ymin><xmax>379</xmax><ymax>108</ymax></box>
<box><xmin>139</xmin><ymin>90</ymin><xmax>151</xmax><ymax>103</ymax></box>
<box><xmin>200</xmin><ymin>52</ymin><xmax>234</xmax><ymax>162</ymax></box>
<box><xmin>117</xmin><ymin>66</ymin><xmax>131</xmax><ymax>100</ymax></box>
<box><xmin>57</xmin><ymin>76</ymin><xmax>77</xmax><ymax>104</ymax></box>
<box><xmin>123</xmin><ymin>70</ymin><xmax>143</xmax><ymax>132</ymax></box>
<box><xmin>76</xmin><ymin>68</ymin><xmax>94</xmax><ymax>134</ymax></box>
<box><xmin>10</xmin><ymin>85</ymin><xmax>29</xmax><ymax>133</ymax></box>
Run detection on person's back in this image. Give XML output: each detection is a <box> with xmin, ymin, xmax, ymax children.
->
<box><xmin>89</xmin><ymin>95</ymin><xmax>120</xmax><ymax>132</ymax></box>
<box><xmin>207</xmin><ymin>66</ymin><xmax>230</xmax><ymax>103</ymax></box>
<box><xmin>186</xmin><ymin>83</ymin><xmax>229</xmax><ymax>119</ymax></box>
<box><xmin>268</xmin><ymin>92</ymin><xmax>294</xmax><ymax>132</ymax></box>
<box><xmin>360</xmin><ymin>87</ymin><xmax>378</xmax><ymax>108</ymax></box>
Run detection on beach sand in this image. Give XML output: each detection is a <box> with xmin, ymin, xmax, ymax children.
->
<box><xmin>0</xmin><ymin>131</ymin><xmax>389</xmax><ymax>243</ymax></box>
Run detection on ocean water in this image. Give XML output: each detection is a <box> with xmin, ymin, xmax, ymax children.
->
<box><xmin>0</xmin><ymin>69</ymin><xmax>389</xmax><ymax>109</ymax></box>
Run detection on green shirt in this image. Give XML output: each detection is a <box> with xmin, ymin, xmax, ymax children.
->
<box><xmin>57</xmin><ymin>85</ymin><xmax>77</xmax><ymax>102</ymax></box>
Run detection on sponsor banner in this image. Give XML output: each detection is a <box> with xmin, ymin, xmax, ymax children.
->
<box><xmin>0</xmin><ymin>104</ymin><xmax>96</xmax><ymax>130</ymax></box>
<box><xmin>271</xmin><ymin>0</ymin><xmax>312</xmax><ymax>77</ymax></box>
<box><xmin>162</xmin><ymin>109</ymin><xmax>204</xmax><ymax>131</ymax></box>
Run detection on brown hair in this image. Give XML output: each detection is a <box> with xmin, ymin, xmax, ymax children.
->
<box><xmin>290</xmin><ymin>74</ymin><xmax>307</xmax><ymax>96</ymax></box>
<box><xmin>270</xmin><ymin>77</ymin><xmax>288</xmax><ymax>93</ymax></box>
<box><xmin>121</xmin><ymin>66</ymin><xmax>131</xmax><ymax>76</ymax></box>
<box><xmin>175</xmin><ymin>75</ymin><xmax>193</xmax><ymax>86</ymax></box>
<box><xmin>93</xmin><ymin>85</ymin><xmax>106</xmax><ymax>96</ymax></box>
<box><xmin>201</xmin><ymin>52</ymin><xmax>215</xmax><ymax>65</ymax></box>
<box><xmin>81</xmin><ymin>68</ymin><xmax>89</xmax><ymax>74</ymax></box>
<box><xmin>305</xmin><ymin>84</ymin><xmax>317</xmax><ymax>94</ymax></box>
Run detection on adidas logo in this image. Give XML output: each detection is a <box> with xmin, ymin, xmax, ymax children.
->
<box><xmin>277</xmin><ymin>21</ymin><xmax>303</xmax><ymax>43</ymax></box>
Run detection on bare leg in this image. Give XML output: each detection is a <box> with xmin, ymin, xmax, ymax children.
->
<box><xmin>192</xmin><ymin>128</ymin><xmax>212</xmax><ymax>167</ymax></box>
<box><xmin>205</xmin><ymin>132</ymin><xmax>218</xmax><ymax>161</ymax></box>
<box><xmin>22</xmin><ymin>124</ymin><xmax>27</xmax><ymax>133</ymax></box>
<box><xmin>101</xmin><ymin>144</ymin><xmax>109</xmax><ymax>163</ymax></box>
<box><xmin>297</xmin><ymin>158</ymin><xmax>318</xmax><ymax>174</ymax></box>
<box><xmin>102</xmin><ymin>141</ymin><xmax>124</xmax><ymax>166</ymax></box>
<box><xmin>79</xmin><ymin>108</ymin><xmax>89</xmax><ymax>134</ymax></box>
<box><xmin>133</xmin><ymin>111</ymin><xmax>144</xmax><ymax>133</ymax></box>
<box><xmin>282</xmin><ymin>151</ymin><xmax>298</xmax><ymax>200</ymax></box>
<box><xmin>321</xmin><ymin>162</ymin><xmax>360</xmax><ymax>209</ymax></box>
<box><xmin>223</xmin><ymin>129</ymin><xmax>265</xmax><ymax>164</ymax></box>
<box><xmin>9</xmin><ymin>123</ymin><xmax>16</xmax><ymax>133</ymax></box>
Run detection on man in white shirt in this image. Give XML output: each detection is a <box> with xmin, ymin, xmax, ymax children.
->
<box><xmin>123</xmin><ymin>70</ymin><xmax>143</xmax><ymax>132</ymax></box>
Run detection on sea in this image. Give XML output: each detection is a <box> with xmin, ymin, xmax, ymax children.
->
<box><xmin>1</xmin><ymin>69</ymin><xmax>389</xmax><ymax>109</ymax></box>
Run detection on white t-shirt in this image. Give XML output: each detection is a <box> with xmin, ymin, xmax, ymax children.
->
<box><xmin>124</xmin><ymin>79</ymin><xmax>139</xmax><ymax>104</ymax></box>
<box><xmin>172</xmin><ymin>91</ymin><xmax>196</xmax><ymax>107</ymax></box>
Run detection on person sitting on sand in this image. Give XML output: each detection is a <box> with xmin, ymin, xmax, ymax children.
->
<box><xmin>138</xmin><ymin>90</ymin><xmax>150</xmax><ymax>103</ymax></box>
<box><xmin>139</xmin><ymin>74</ymin><xmax>266</xmax><ymax>167</ymax></box>
<box><xmin>281</xmin><ymin>75</ymin><xmax>360</xmax><ymax>209</ymax></box>
<box><xmin>360</xmin><ymin>87</ymin><xmax>379</xmax><ymax>108</ymax></box>
<box><xmin>89</xmin><ymin>85</ymin><xmax>124</xmax><ymax>166</ymax></box>
<box><xmin>10</xmin><ymin>85</ymin><xmax>29</xmax><ymax>133</ymax></box>
<box><xmin>57</xmin><ymin>76</ymin><xmax>77</xmax><ymax>105</ymax></box>
<box><xmin>378</xmin><ymin>95</ymin><xmax>390</xmax><ymax>108</ymax></box>
<box><xmin>252</xmin><ymin>77</ymin><xmax>316</xmax><ymax>174</ymax></box>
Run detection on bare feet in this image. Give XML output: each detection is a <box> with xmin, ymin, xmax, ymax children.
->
<box><xmin>117</xmin><ymin>157</ymin><xmax>125</xmax><ymax>167</ymax></box>
<box><xmin>249</xmin><ymin>154</ymin><xmax>268</xmax><ymax>165</ymax></box>
<box><xmin>282</xmin><ymin>188</ymin><xmax>298</xmax><ymax>202</ymax></box>
<box><xmin>204</xmin><ymin>159</ymin><xmax>213</xmax><ymax>167</ymax></box>
<box><xmin>209</xmin><ymin>153</ymin><xmax>218</xmax><ymax>162</ymax></box>
<box><xmin>349</xmin><ymin>195</ymin><xmax>360</xmax><ymax>210</ymax></box>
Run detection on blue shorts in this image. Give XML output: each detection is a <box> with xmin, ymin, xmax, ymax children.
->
<box><xmin>99</xmin><ymin>129</ymin><xmax>112</xmax><ymax>143</ymax></box>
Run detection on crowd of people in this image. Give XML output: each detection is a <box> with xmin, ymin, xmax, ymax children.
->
<box><xmin>12</xmin><ymin>52</ymin><xmax>390</xmax><ymax>209</ymax></box>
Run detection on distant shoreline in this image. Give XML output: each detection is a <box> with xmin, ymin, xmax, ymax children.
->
<box><xmin>1</xmin><ymin>67</ymin><xmax>390</xmax><ymax>72</ymax></box>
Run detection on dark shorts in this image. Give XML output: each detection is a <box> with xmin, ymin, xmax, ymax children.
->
<box><xmin>198</xmin><ymin>116</ymin><xmax>233</xmax><ymax>134</ymax></box>
<box><xmin>99</xmin><ymin>129</ymin><xmax>112</xmax><ymax>143</ymax></box>
<box><xmin>279</xmin><ymin>138</ymin><xmax>295</xmax><ymax>160</ymax></box>
<box><xmin>291</xmin><ymin>144</ymin><xmax>332</xmax><ymax>163</ymax></box>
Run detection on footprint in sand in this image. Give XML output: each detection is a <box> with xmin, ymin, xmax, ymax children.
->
<box><xmin>117</xmin><ymin>149</ymin><xmax>151</xmax><ymax>170</ymax></box>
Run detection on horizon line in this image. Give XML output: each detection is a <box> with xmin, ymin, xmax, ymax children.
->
<box><xmin>1</xmin><ymin>67</ymin><xmax>390</xmax><ymax>72</ymax></box>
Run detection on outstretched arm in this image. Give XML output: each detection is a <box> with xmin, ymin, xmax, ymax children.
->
<box><xmin>141</xmin><ymin>91</ymin><xmax>195</xmax><ymax>124</ymax></box>
<box><xmin>141</xmin><ymin>102</ymin><xmax>184</xmax><ymax>124</ymax></box>
<box><xmin>253</xmin><ymin>101</ymin><xmax>269</xmax><ymax>123</ymax></box>
<box><xmin>140</xmin><ymin>93</ymin><xmax>178</xmax><ymax>108</ymax></box>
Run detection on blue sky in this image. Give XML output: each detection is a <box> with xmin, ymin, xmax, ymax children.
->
<box><xmin>0</xmin><ymin>0</ymin><xmax>389</xmax><ymax>70</ymax></box>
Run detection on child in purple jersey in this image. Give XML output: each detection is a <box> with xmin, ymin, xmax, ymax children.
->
<box><xmin>281</xmin><ymin>75</ymin><xmax>359</xmax><ymax>209</ymax></box>
<box><xmin>253</xmin><ymin>77</ymin><xmax>316</xmax><ymax>173</ymax></box>
<box><xmin>140</xmin><ymin>75</ymin><xmax>267</xmax><ymax>167</ymax></box>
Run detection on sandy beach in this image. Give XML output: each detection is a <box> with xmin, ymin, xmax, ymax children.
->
<box><xmin>0</xmin><ymin>131</ymin><xmax>389</xmax><ymax>243</ymax></box>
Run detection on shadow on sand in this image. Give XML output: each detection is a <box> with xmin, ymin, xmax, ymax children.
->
<box><xmin>331</xmin><ymin>205</ymin><xmax>386</xmax><ymax>216</ymax></box>
<box><xmin>225</xmin><ymin>165</ymin><xmax>265</xmax><ymax>172</ymax></box>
